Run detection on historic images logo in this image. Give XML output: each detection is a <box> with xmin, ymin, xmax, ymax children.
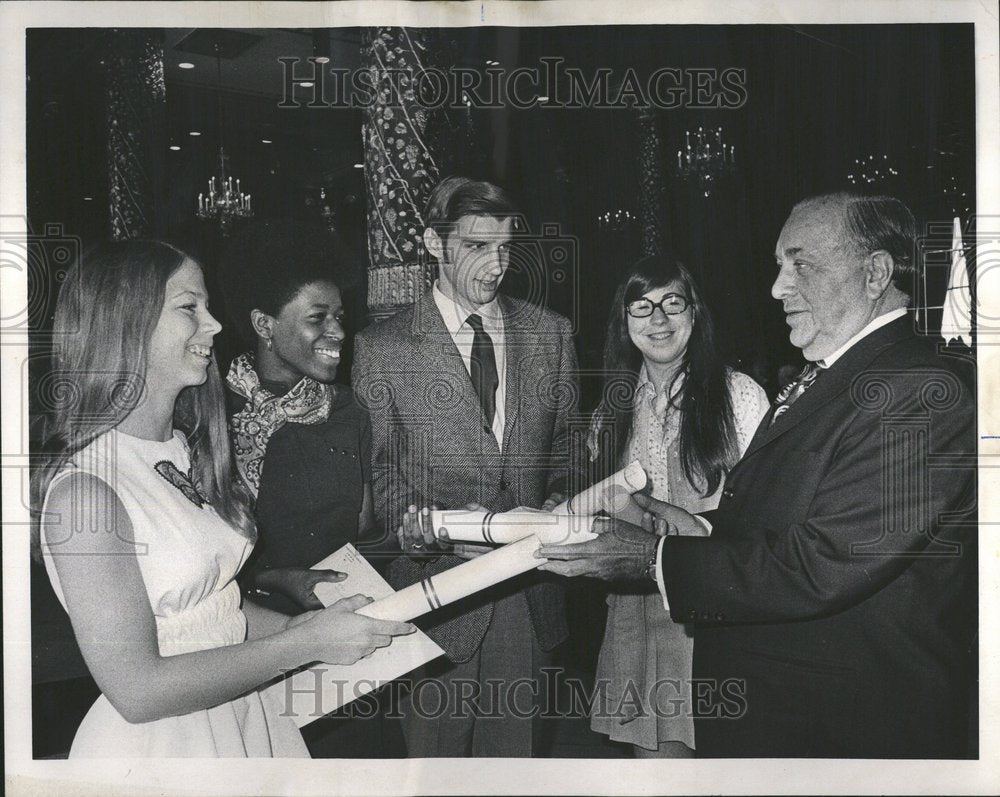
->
<box><xmin>279</xmin><ymin>57</ymin><xmax>748</xmax><ymax>111</ymax></box>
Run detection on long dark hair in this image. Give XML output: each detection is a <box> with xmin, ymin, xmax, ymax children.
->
<box><xmin>590</xmin><ymin>254</ymin><xmax>738</xmax><ymax>496</ymax></box>
<box><xmin>31</xmin><ymin>240</ymin><xmax>255</xmax><ymax>559</ymax></box>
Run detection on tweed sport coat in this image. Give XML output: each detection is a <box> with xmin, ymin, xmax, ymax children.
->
<box><xmin>352</xmin><ymin>291</ymin><xmax>582</xmax><ymax>662</ymax></box>
<box><xmin>660</xmin><ymin>315</ymin><xmax>977</xmax><ymax>757</ymax></box>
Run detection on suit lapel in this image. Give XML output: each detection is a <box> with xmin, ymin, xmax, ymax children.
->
<box><xmin>742</xmin><ymin>315</ymin><xmax>914</xmax><ymax>459</ymax></box>
<box><xmin>410</xmin><ymin>290</ymin><xmax>465</xmax><ymax>368</ymax></box>
<box><xmin>499</xmin><ymin>295</ymin><xmax>525</xmax><ymax>456</ymax></box>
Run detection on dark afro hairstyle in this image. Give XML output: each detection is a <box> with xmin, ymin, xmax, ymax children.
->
<box><xmin>219</xmin><ymin>218</ymin><xmax>358</xmax><ymax>346</ymax></box>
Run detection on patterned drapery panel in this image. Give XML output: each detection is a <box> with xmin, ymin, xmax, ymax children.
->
<box><xmin>106</xmin><ymin>30</ymin><xmax>166</xmax><ymax>240</ymax></box>
<box><xmin>362</xmin><ymin>27</ymin><xmax>442</xmax><ymax>317</ymax></box>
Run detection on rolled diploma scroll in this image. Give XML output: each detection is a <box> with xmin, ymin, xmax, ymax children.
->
<box><xmin>552</xmin><ymin>460</ymin><xmax>647</xmax><ymax>516</ymax></box>
<box><xmin>358</xmin><ymin>524</ymin><xmax>598</xmax><ymax>623</ymax></box>
<box><xmin>429</xmin><ymin>509</ymin><xmax>593</xmax><ymax>546</ymax></box>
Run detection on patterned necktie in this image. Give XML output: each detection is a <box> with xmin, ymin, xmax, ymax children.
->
<box><xmin>770</xmin><ymin>362</ymin><xmax>822</xmax><ymax>426</ymax></box>
<box><xmin>467</xmin><ymin>313</ymin><xmax>499</xmax><ymax>425</ymax></box>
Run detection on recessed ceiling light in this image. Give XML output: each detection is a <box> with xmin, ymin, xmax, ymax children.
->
<box><xmin>299</xmin><ymin>81</ymin><xmax>314</xmax><ymax>88</ymax></box>
<box><xmin>353</xmin><ymin>163</ymin><xmax>364</xmax><ymax>169</ymax></box>
<box><xmin>169</xmin><ymin>145</ymin><xmax>181</xmax><ymax>151</ymax></box>
<box><xmin>261</xmin><ymin>139</ymin><xmax>272</xmax><ymax>144</ymax></box>
<box><xmin>83</xmin><ymin>196</ymin><xmax>93</xmax><ymax>201</ymax></box>
<box><xmin>189</xmin><ymin>131</ymin><xmax>201</xmax><ymax>136</ymax></box>
<box><xmin>536</xmin><ymin>96</ymin><xmax>549</xmax><ymax>102</ymax></box>
<box><xmin>178</xmin><ymin>62</ymin><xmax>195</xmax><ymax>70</ymax></box>
<box><xmin>314</xmin><ymin>56</ymin><xmax>330</xmax><ymax>64</ymax></box>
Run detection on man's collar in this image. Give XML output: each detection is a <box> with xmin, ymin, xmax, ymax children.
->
<box><xmin>817</xmin><ymin>307</ymin><xmax>908</xmax><ymax>368</ymax></box>
<box><xmin>432</xmin><ymin>280</ymin><xmax>502</xmax><ymax>336</ymax></box>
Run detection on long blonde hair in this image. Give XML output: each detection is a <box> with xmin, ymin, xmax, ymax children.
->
<box><xmin>31</xmin><ymin>240</ymin><xmax>254</xmax><ymax>559</ymax></box>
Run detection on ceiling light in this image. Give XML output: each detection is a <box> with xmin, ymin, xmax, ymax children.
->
<box><xmin>261</xmin><ymin>139</ymin><xmax>272</xmax><ymax>144</ymax></box>
<box><xmin>169</xmin><ymin>145</ymin><xmax>181</xmax><ymax>151</ymax></box>
<box><xmin>197</xmin><ymin>42</ymin><xmax>254</xmax><ymax>235</ymax></box>
<box><xmin>353</xmin><ymin>163</ymin><xmax>364</xmax><ymax>169</ymax></box>
<box><xmin>314</xmin><ymin>56</ymin><xmax>330</xmax><ymax>64</ymax></box>
<box><xmin>189</xmin><ymin>131</ymin><xmax>201</xmax><ymax>136</ymax></box>
<box><xmin>83</xmin><ymin>196</ymin><xmax>93</xmax><ymax>201</ymax></box>
<box><xmin>178</xmin><ymin>62</ymin><xmax>195</xmax><ymax>70</ymax></box>
<box><xmin>299</xmin><ymin>81</ymin><xmax>314</xmax><ymax>88</ymax></box>
<box><xmin>536</xmin><ymin>96</ymin><xmax>549</xmax><ymax>102</ymax></box>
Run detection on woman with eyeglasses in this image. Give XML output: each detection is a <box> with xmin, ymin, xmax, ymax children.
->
<box><xmin>586</xmin><ymin>254</ymin><xmax>769</xmax><ymax>758</ymax></box>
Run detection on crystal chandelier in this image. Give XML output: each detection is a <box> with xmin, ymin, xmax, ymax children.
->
<box><xmin>195</xmin><ymin>45</ymin><xmax>253</xmax><ymax>235</ymax></box>
<box><xmin>197</xmin><ymin>147</ymin><xmax>251</xmax><ymax>234</ymax></box>
<box><xmin>676</xmin><ymin>126</ymin><xmax>736</xmax><ymax>197</ymax></box>
<box><xmin>846</xmin><ymin>154</ymin><xmax>899</xmax><ymax>187</ymax></box>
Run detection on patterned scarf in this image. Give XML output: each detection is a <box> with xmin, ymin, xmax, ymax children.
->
<box><xmin>226</xmin><ymin>352</ymin><xmax>333</xmax><ymax>498</ymax></box>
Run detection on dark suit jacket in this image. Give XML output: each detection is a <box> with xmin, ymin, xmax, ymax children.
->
<box><xmin>352</xmin><ymin>291</ymin><xmax>582</xmax><ymax>662</ymax></box>
<box><xmin>661</xmin><ymin>315</ymin><xmax>977</xmax><ymax>757</ymax></box>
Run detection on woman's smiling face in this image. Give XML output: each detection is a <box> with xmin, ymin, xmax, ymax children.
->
<box><xmin>145</xmin><ymin>259</ymin><xmax>222</xmax><ymax>397</ymax></box>
<box><xmin>626</xmin><ymin>279</ymin><xmax>693</xmax><ymax>373</ymax></box>
<box><xmin>265</xmin><ymin>280</ymin><xmax>346</xmax><ymax>385</ymax></box>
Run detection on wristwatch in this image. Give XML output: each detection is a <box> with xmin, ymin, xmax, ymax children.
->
<box><xmin>643</xmin><ymin>548</ymin><xmax>659</xmax><ymax>584</ymax></box>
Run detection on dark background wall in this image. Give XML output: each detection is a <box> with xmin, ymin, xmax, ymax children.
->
<box><xmin>27</xmin><ymin>24</ymin><xmax>976</xmax><ymax>388</ymax></box>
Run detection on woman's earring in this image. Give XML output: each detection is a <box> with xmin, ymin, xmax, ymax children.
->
<box><xmin>265</xmin><ymin>337</ymin><xmax>273</xmax><ymax>351</ymax></box>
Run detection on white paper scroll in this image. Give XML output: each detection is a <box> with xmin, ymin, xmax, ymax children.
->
<box><xmin>427</xmin><ymin>508</ymin><xmax>594</xmax><ymax>546</ymax></box>
<box><xmin>360</xmin><ymin>524</ymin><xmax>598</xmax><ymax>623</ymax></box>
<box><xmin>428</xmin><ymin>461</ymin><xmax>648</xmax><ymax>548</ymax></box>
<box><xmin>552</xmin><ymin>460</ymin><xmax>647</xmax><ymax>516</ymax></box>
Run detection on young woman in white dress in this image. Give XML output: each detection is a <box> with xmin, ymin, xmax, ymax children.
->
<box><xmin>586</xmin><ymin>254</ymin><xmax>770</xmax><ymax>758</ymax></box>
<box><xmin>32</xmin><ymin>240</ymin><xmax>415</xmax><ymax>757</ymax></box>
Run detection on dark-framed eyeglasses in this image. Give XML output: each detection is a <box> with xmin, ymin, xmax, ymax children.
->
<box><xmin>625</xmin><ymin>293</ymin><xmax>690</xmax><ymax>318</ymax></box>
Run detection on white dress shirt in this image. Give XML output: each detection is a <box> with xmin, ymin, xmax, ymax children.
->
<box><xmin>817</xmin><ymin>307</ymin><xmax>908</xmax><ymax>368</ymax></box>
<box><xmin>655</xmin><ymin>307</ymin><xmax>909</xmax><ymax>609</ymax></box>
<box><xmin>432</xmin><ymin>281</ymin><xmax>507</xmax><ymax>450</ymax></box>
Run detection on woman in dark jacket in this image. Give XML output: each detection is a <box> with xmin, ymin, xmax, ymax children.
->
<box><xmin>220</xmin><ymin>219</ymin><xmax>404</xmax><ymax>757</ymax></box>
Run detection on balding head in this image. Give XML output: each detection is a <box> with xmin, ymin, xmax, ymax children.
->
<box><xmin>772</xmin><ymin>193</ymin><xmax>912</xmax><ymax>360</ymax></box>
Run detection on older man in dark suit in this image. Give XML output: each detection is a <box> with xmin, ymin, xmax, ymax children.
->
<box><xmin>353</xmin><ymin>176</ymin><xmax>580</xmax><ymax>757</ymax></box>
<box><xmin>540</xmin><ymin>192</ymin><xmax>977</xmax><ymax>758</ymax></box>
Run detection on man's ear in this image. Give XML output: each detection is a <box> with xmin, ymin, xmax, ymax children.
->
<box><xmin>866</xmin><ymin>251</ymin><xmax>895</xmax><ymax>298</ymax></box>
<box><xmin>250</xmin><ymin>308</ymin><xmax>275</xmax><ymax>342</ymax></box>
<box><xmin>423</xmin><ymin>227</ymin><xmax>444</xmax><ymax>260</ymax></box>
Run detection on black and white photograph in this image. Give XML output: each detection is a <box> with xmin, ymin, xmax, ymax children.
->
<box><xmin>2</xmin><ymin>1</ymin><xmax>998</xmax><ymax>795</ymax></box>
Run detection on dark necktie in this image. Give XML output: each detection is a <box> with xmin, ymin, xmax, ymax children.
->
<box><xmin>467</xmin><ymin>313</ymin><xmax>499</xmax><ymax>425</ymax></box>
<box><xmin>770</xmin><ymin>362</ymin><xmax>822</xmax><ymax>426</ymax></box>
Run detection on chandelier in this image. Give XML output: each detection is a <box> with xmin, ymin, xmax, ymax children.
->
<box><xmin>847</xmin><ymin>154</ymin><xmax>899</xmax><ymax>187</ymax></box>
<box><xmin>676</xmin><ymin>126</ymin><xmax>736</xmax><ymax>197</ymax></box>
<box><xmin>197</xmin><ymin>148</ymin><xmax>251</xmax><ymax>234</ymax></box>
<box><xmin>597</xmin><ymin>208</ymin><xmax>636</xmax><ymax>231</ymax></box>
<box><xmin>196</xmin><ymin>45</ymin><xmax>253</xmax><ymax>235</ymax></box>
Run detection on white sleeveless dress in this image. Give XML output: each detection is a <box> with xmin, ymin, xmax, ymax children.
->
<box><xmin>40</xmin><ymin>428</ymin><xmax>308</xmax><ymax>758</ymax></box>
